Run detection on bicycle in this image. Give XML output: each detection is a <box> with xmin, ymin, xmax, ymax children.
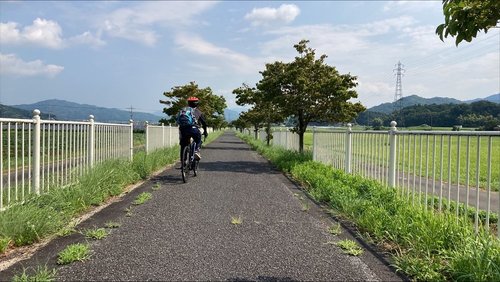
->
<box><xmin>180</xmin><ymin>137</ymin><xmax>199</xmax><ymax>183</ymax></box>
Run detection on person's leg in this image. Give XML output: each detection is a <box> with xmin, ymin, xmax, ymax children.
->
<box><xmin>192</xmin><ymin>128</ymin><xmax>202</xmax><ymax>151</ymax></box>
<box><xmin>179</xmin><ymin>129</ymin><xmax>190</xmax><ymax>159</ymax></box>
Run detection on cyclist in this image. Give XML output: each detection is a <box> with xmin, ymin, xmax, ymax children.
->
<box><xmin>177</xmin><ymin>96</ymin><xmax>208</xmax><ymax>160</ymax></box>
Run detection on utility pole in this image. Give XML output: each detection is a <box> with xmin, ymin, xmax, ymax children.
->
<box><xmin>393</xmin><ymin>61</ymin><xmax>405</xmax><ymax>127</ymax></box>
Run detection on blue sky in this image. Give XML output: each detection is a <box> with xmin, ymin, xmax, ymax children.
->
<box><xmin>0</xmin><ymin>1</ymin><xmax>498</xmax><ymax>116</ymax></box>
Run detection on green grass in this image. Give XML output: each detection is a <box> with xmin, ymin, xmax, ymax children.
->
<box><xmin>133</xmin><ymin>192</ymin><xmax>152</xmax><ymax>205</ymax></box>
<box><xmin>328</xmin><ymin>223</ymin><xmax>342</xmax><ymax>236</ymax></box>
<box><xmin>57</xmin><ymin>222</ymin><xmax>77</xmax><ymax>237</ymax></box>
<box><xmin>57</xmin><ymin>243</ymin><xmax>90</xmax><ymax>265</ymax></box>
<box><xmin>104</xmin><ymin>221</ymin><xmax>121</xmax><ymax>228</ymax></box>
<box><xmin>0</xmin><ymin>236</ymin><xmax>11</xmax><ymax>252</ymax></box>
<box><xmin>238</xmin><ymin>132</ymin><xmax>500</xmax><ymax>281</ymax></box>
<box><xmin>12</xmin><ymin>265</ymin><xmax>57</xmax><ymax>282</ymax></box>
<box><xmin>84</xmin><ymin>228</ymin><xmax>109</xmax><ymax>240</ymax></box>
<box><xmin>231</xmin><ymin>216</ymin><xmax>242</xmax><ymax>225</ymax></box>
<box><xmin>336</xmin><ymin>239</ymin><xmax>364</xmax><ymax>256</ymax></box>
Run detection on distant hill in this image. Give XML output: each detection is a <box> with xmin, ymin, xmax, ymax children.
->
<box><xmin>11</xmin><ymin>99</ymin><xmax>163</xmax><ymax>123</ymax></box>
<box><xmin>368</xmin><ymin>95</ymin><xmax>463</xmax><ymax>114</ymax></box>
<box><xmin>224</xmin><ymin>108</ymin><xmax>243</xmax><ymax>121</ymax></box>
<box><xmin>0</xmin><ymin>104</ymin><xmax>52</xmax><ymax>119</ymax></box>
<box><xmin>464</xmin><ymin>93</ymin><xmax>500</xmax><ymax>104</ymax></box>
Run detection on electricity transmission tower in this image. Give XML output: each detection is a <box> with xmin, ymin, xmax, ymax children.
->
<box><xmin>393</xmin><ymin>61</ymin><xmax>405</xmax><ymax>126</ymax></box>
<box><xmin>128</xmin><ymin>106</ymin><xmax>135</xmax><ymax>121</ymax></box>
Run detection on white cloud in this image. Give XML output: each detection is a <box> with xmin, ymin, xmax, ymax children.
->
<box><xmin>175</xmin><ymin>33</ymin><xmax>260</xmax><ymax>74</ymax></box>
<box><xmin>99</xmin><ymin>1</ymin><xmax>217</xmax><ymax>46</ymax></box>
<box><xmin>0</xmin><ymin>53</ymin><xmax>64</xmax><ymax>77</ymax></box>
<box><xmin>0</xmin><ymin>18</ymin><xmax>64</xmax><ymax>49</ymax></box>
<box><xmin>245</xmin><ymin>4</ymin><xmax>300</xmax><ymax>27</ymax></box>
<box><xmin>69</xmin><ymin>31</ymin><xmax>106</xmax><ymax>48</ymax></box>
<box><xmin>383</xmin><ymin>1</ymin><xmax>440</xmax><ymax>12</ymax></box>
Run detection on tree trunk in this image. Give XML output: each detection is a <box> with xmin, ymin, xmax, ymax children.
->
<box><xmin>266</xmin><ymin>122</ymin><xmax>272</xmax><ymax>146</ymax></box>
<box><xmin>298</xmin><ymin>110</ymin><xmax>305</xmax><ymax>153</ymax></box>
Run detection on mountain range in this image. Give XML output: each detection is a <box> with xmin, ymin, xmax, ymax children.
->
<box><xmin>1</xmin><ymin>94</ymin><xmax>497</xmax><ymax>122</ymax></box>
<box><xmin>367</xmin><ymin>93</ymin><xmax>499</xmax><ymax>114</ymax></box>
<box><xmin>8</xmin><ymin>99</ymin><xmax>163</xmax><ymax>123</ymax></box>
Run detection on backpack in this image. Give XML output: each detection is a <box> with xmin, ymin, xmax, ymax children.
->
<box><xmin>177</xmin><ymin>107</ymin><xmax>196</xmax><ymax>127</ymax></box>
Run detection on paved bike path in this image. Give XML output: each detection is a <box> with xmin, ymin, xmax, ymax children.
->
<box><xmin>1</xmin><ymin>131</ymin><xmax>401</xmax><ymax>281</ymax></box>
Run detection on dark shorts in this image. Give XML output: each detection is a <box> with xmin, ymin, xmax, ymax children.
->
<box><xmin>179</xmin><ymin>126</ymin><xmax>202</xmax><ymax>147</ymax></box>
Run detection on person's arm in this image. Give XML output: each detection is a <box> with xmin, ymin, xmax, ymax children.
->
<box><xmin>199</xmin><ymin>113</ymin><xmax>208</xmax><ymax>136</ymax></box>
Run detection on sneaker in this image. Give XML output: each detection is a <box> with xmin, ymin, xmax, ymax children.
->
<box><xmin>194</xmin><ymin>151</ymin><xmax>201</xmax><ymax>160</ymax></box>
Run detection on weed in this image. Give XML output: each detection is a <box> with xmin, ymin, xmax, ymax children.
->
<box><xmin>231</xmin><ymin>216</ymin><xmax>242</xmax><ymax>225</ymax></box>
<box><xmin>104</xmin><ymin>221</ymin><xmax>121</xmax><ymax>229</ymax></box>
<box><xmin>58</xmin><ymin>222</ymin><xmax>77</xmax><ymax>237</ymax></box>
<box><xmin>133</xmin><ymin>192</ymin><xmax>152</xmax><ymax>205</ymax></box>
<box><xmin>57</xmin><ymin>243</ymin><xmax>90</xmax><ymax>265</ymax></box>
<box><xmin>328</xmin><ymin>223</ymin><xmax>342</xmax><ymax>236</ymax></box>
<box><xmin>12</xmin><ymin>265</ymin><xmax>57</xmax><ymax>282</ymax></box>
<box><xmin>84</xmin><ymin>228</ymin><xmax>109</xmax><ymax>240</ymax></box>
<box><xmin>301</xmin><ymin>202</ymin><xmax>310</xmax><ymax>212</ymax></box>
<box><xmin>0</xmin><ymin>237</ymin><xmax>11</xmax><ymax>253</ymax></box>
<box><xmin>152</xmin><ymin>182</ymin><xmax>162</xmax><ymax>191</ymax></box>
<box><xmin>124</xmin><ymin>207</ymin><xmax>133</xmax><ymax>217</ymax></box>
<box><xmin>336</xmin><ymin>239</ymin><xmax>364</xmax><ymax>256</ymax></box>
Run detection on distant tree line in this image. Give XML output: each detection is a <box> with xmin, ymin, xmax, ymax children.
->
<box><xmin>357</xmin><ymin>101</ymin><xmax>500</xmax><ymax>130</ymax></box>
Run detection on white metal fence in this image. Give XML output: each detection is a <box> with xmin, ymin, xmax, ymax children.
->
<box><xmin>312</xmin><ymin>122</ymin><xmax>499</xmax><ymax>236</ymax></box>
<box><xmin>145</xmin><ymin>122</ymin><xmax>179</xmax><ymax>153</ymax></box>
<box><xmin>245</xmin><ymin>122</ymin><xmax>499</xmax><ymax>236</ymax></box>
<box><xmin>270</xmin><ymin>128</ymin><xmax>300</xmax><ymax>151</ymax></box>
<box><xmin>0</xmin><ymin>110</ymin><xmax>179</xmax><ymax>210</ymax></box>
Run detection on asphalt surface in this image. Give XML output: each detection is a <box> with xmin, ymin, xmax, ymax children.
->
<box><xmin>1</xmin><ymin>131</ymin><xmax>402</xmax><ymax>281</ymax></box>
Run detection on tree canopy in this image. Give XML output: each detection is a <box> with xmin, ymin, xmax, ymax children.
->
<box><xmin>436</xmin><ymin>0</ymin><xmax>500</xmax><ymax>46</ymax></box>
<box><xmin>160</xmin><ymin>81</ymin><xmax>227</xmax><ymax>129</ymax></box>
<box><xmin>255</xmin><ymin>40</ymin><xmax>365</xmax><ymax>152</ymax></box>
<box><xmin>232</xmin><ymin>40</ymin><xmax>365</xmax><ymax>152</ymax></box>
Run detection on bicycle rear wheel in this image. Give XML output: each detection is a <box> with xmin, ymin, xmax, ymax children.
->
<box><xmin>181</xmin><ymin>145</ymin><xmax>190</xmax><ymax>183</ymax></box>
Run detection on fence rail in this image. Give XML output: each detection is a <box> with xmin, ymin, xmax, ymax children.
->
<box><xmin>1</xmin><ymin>110</ymin><xmax>178</xmax><ymax>210</ymax></box>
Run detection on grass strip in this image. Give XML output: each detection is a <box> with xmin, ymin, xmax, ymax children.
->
<box><xmin>238</xmin><ymin>132</ymin><xmax>500</xmax><ymax>281</ymax></box>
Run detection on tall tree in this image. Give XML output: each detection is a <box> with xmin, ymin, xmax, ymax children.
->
<box><xmin>160</xmin><ymin>82</ymin><xmax>227</xmax><ymax>128</ymax></box>
<box><xmin>436</xmin><ymin>0</ymin><xmax>500</xmax><ymax>46</ymax></box>
<box><xmin>258</xmin><ymin>40</ymin><xmax>365</xmax><ymax>152</ymax></box>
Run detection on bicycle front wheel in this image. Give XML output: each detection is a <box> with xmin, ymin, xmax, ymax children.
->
<box><xmin>181</xmin><ymin>145</ymin><xmax>190</xmax><ymax>183</ymax></box>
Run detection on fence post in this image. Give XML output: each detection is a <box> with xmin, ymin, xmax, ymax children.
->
<box><xmin>162</xmin><ymin>123</ymin><xmax>165</xmax><ymax>148</ymax></box>
<box><xmin>145</xmin><ymin>121</ymin><xmax>149</xmax><ymax>154</ymax></box>
<box><xmin>32</xmin><ymin>109</ymin><xmax>41</xmax><ymax>195</ymax></box>
<box><xmin>345</xmin><ymin>123</ymin><xmax>352</xmax><ymax>173</ymax></box>
<box><xmin>285</xmin><ymin>128</ymin><xmax>289</xmax><ymax>150</ymax></box>
<box><xmin>129</xmin><ymin>119</ymin><xmax>134</xmax><ymax>161</ymax></box>
<box><xmin>388</xmin><ymin>121</ymin><xmax>398</xmax><ymax>187</ymax></box>
<box><xmin>169</xmin><ymin>124</ymin><xmax>173</xmax><ymax>147</ymax></box>
<box><xmin>312</xmin><ymin>126</ymin><xmax>316</xmax><ymax>161</ymax></box>
<box><xmin>88</xmin><ymin>115</ymin><xmax>95</xmax><ymax>167</ymax></box>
